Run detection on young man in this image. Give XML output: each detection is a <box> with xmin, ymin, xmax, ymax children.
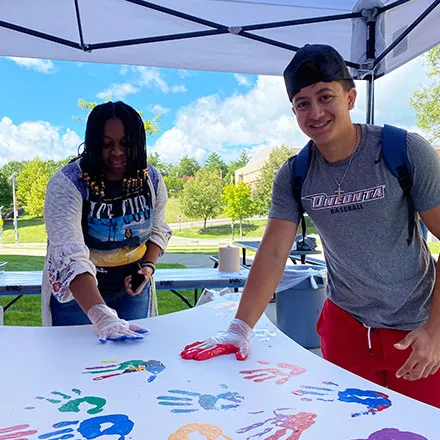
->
<box><xmin>181</xmin><ymin>44</ymin><xmax>440</xmax><ymax>408</ymax></box>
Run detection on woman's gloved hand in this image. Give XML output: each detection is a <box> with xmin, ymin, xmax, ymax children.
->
<box><xmin>180</xmin><ymin>318</ymin><xmax>254</xmax><ymax>361</ymax></box>
<box><xmin>87</xmin><ymin>304</ymin><xmax>149</xmax><ymax>343</ymax></box>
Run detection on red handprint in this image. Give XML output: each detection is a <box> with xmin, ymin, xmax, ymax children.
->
<box><xmin>240</xmin><ymin>361</ymin><xmax>306</xmax><ymax>385</ymax></box>
<box><xmin>0</xmin><ymin>424</ymin><xmax>37</xmax><ymax>440</ymax></box>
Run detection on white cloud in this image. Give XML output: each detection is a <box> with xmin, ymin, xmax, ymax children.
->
<box><xmin>149</xmin><ymin>104</ymin><xmax>171</xmax><ymax>115</ymax></box>
<box><xmin>177</xmin><ymin>69</ymin><xmax>193</xmax><ymax>79</ymax></box>
<box><xmin>123</xmin><ymin>66</ymin><xmax>187</xmax><ymax>94</ymax></box>
<box><xmin>0</xmin><ymin>117</ymin><xmax>82</xmax><ymax>166</ymax></box>
<box><xmin>7</xmin><ymin>57</ymin><xmax>54</xmax><ymax>73</ymax></box>
<box><xmin>151</xmin><ymin>76</ymin><xmax>308</xmax><ymax>163</ymax></box>
<box><xmin>171</xmin><ymin>85</ymin><xmax>188</xmax><ymax>93</ymax></box>
<box><xmin>234</xmin><ymin>74</ymin><xmax>252</xmax><ymax>87</ymax></box>
<box><xmin>150</xmin><ymin>55</ymin><xmax>429</xmax><ymax>164</ymax></box>
<box><xmin>115</xmin><ymin>66</ymin><xmax>187</xmax><ymax>95</ymax></box>
<box><xmin>96</xmin><ymin>83</ymin><xmax>140</xmax><ymax>101</ymax></box>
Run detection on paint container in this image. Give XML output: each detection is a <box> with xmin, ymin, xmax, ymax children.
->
<box><xmin>218</xmin><ymin>245</ymin><xmax>240</xmax><ymax>273</ymax></box>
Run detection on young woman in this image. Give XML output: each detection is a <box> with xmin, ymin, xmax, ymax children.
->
<box><xmin>43</xmin><ymin>101</ymin><xmax>171</xmax><ymax>342</ymax></box>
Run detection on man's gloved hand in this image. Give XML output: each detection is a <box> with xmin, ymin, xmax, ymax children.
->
<box><xmin>87</xmin><ymin>304</ymin><xmax>149</xmax><ymax>343</ymax></box>
<box><xmin>180</xmin><ymin>318</ymin><xmax>254</xmax><ymax>361</ymax></box>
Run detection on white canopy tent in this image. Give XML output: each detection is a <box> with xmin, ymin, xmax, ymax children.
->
<box><xmin>1</xmin><ymin>0</ymin><xmax>440</xmax><ymax>122</ymax></box>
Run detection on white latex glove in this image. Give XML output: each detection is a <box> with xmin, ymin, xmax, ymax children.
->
<box><xmin>87</xmin><ymin>304</ymin><xmax>149</xmax><ymax>343</ymax></box>
<box><xmin>181</xmin><ymin>318</ymin><xmax>254</xmax><ymax>361</ymax></box>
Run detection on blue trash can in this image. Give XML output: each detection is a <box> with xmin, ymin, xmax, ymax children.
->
<box><xmin>276</xmin><ymin>265</ymin><xmax>327</xmax><ymax>349</ymax></box>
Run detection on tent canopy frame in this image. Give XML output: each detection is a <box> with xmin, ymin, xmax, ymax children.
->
<box><xmin>1</xmin><ymin>0</ymin><xmax>440</xmax><ymax>123</ymax></box>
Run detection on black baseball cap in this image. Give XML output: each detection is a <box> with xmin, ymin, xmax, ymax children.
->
<box><xmin>283</xmin><ymin>44</ymin><xmax>355</xmax><ymax>101</ymax></box>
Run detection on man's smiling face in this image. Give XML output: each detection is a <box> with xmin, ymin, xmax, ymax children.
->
<box><xmin>291</xmin><ymin>81</ymin><xmax>357</xmax><ymax>147</ymax></box>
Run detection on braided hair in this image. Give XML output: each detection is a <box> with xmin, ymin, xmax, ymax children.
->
<box><xmin>79</xmin><ymin>101</ymin><xmax>149</xmax><ymax>197</ymax></box>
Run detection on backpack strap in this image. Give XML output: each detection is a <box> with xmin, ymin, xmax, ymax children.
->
<box><xmin>381</xmin><ymin>124</ymin><xmax>416</xmax><ymax>245</ymax></box>
<box><xmin>291</xmin><ymin>140</ymin><xmax>313</xmax><ymax>239</ymax></box>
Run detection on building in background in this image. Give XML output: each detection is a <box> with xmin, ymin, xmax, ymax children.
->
<box><xmin>235</xmin><ymin>146</ymin><xmax>300</xmax><ymax>189</ymax></box>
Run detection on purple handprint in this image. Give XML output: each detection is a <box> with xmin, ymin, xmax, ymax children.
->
<box><xmin>353</xmin><ymin>428</ymin><xmax>428</xmax><ymax>440</ymax></box>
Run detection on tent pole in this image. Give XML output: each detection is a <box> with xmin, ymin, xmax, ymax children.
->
<box><xmin>366</xmin><ymin>74</ymin><xmax>375</xmax><ymax>124</ymax></box>
<box><xmin>361</xmin><ymin>8</ymin><xmax>378</xmax><ymax>125</ymax></box>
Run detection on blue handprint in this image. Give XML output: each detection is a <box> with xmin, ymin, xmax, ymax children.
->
<box><xmin>37</xmin><ymin>414</ymin><xmax>133</xmax><ymax>440</ymax></box>
<box><xmin>157</xmin><ymin>389</ymin><xmax>244</xmax><ymax>413</ymax></box>
<box><xmin>292</xmin><ymin>381</ymin><xmax>391</xmax><ymax>417</ymax></box>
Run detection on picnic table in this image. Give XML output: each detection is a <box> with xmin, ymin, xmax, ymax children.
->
<box><xmin>0</xmin><ymin>267</ymin><xmax>250</xmax><ymax>315</ymax></box>
<box><xmin>234</xmin><ymin>240</ymin><xmax>324</xmax><ymax>265</ymax></box>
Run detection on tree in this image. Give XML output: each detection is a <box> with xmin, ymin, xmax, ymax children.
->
<box><xmin>180</xmin><ymin>168</ymin><xmax>223</xmax><ymax>228</ymax></box>
<box><xmin>253</xmin><ymin>145</ymin><xmax>296</xmax><ymax>215</ymax></box>
<box><xmin>46</xmin><ymin>158</ymin><xmax>73</xmax><ymax>176</ymax></box>
<box><xmin>0</xmin><ymin>173</ymin><xmax>12</xmax><ymax>210</ymax></box>
<box><xmin>204</xmin><ymin>152</ymin><xmax>228</xmax><ymax>179</ymax></box>
<box><xmin>178</xmin><ymin>155</ymin><xmax>200</xmax><ymax>178</ymax></box>
<box><xmin>224</xmin><ymin>150</ymin><xmax>251</xmax><ymax>184</ymax></box>
<box><xmin>0</xmin><ymin>161</ymin><xmax>28</xmax><ymax>180</ymax></box>
<box><xmin>27</xmin><ymin>171</ymin><xmax>49</xmax><ymax>217</ymax></box>
<box><xmin>221</xmin><ymin>182</ymin><xmax>255</xmax><ymax>238</ymax></box>
<box><xmin>75</xmin><ymin>99</ymin><xmax>161</xmax><ymax>137</ymax></box>
<box><xmin>17</xmin><ymin>158</ymin><xmax>52</xmax><ymax>217</ymax></box>
<box><xmin>410</xmin><ymin>45</ymin><xmax>440</xmax><ymax>144</ymax></box>
<box><xmin>163</xmin><ymin>165</ymin><xmax>184</xmax><ymax>195</ymax></box>
<box><xmin>148</xmin><ymin>152</ymin><xmax>168</xmax><ymax>175</ymax></box>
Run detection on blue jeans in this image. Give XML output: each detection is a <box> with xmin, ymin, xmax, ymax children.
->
<box><xmin>50</xmin><ymin>282</ymin><xmax>150</xmax><ymax>326</ymax></box>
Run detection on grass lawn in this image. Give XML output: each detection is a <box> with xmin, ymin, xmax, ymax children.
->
<box><xmin>0</xmin><ymin>255</ymin><xmax>193</xmax><ymax>326</ymax></box>
<box><xmin>171</xmin><ymin>217</ymin><xmax>319</xmax><ymax>240</ymax></box>
<box><xmin>167</xmin><ymin>246</ymin><xmax>219</xmax><ymax>254</ymax></box>
<box><xmin>172</xmin><ymin>220</ymin><xmax>268</xmax><ymax>239</ymax></box>
<box><xmin>2</xmin><ymin>216</ymin><xmax>47</xmax><ymax>244</ymax></box>
<box><xmin>165</xmin><ymin>196</ymin><xmax>227</xmax><ymax>224</ymax></box>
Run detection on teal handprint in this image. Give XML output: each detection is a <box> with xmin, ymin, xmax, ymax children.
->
<box><xmin>157</xmin><ymin>389</ymin><xmax>244</xmax><ymax>413</ymax></box>
<box><xmin>29</xmin><ymin>389</ymin><xmax>106</xmax><ymax>415</ymax></box>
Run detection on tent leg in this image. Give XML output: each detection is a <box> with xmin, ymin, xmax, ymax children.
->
<box><xmin>366</xmin><ymin>74</ymin><xmax>375</xmax><ymax>124</ymax></box>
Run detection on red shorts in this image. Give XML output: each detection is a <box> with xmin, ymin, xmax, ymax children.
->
<box><xmin>317</xmin><ymin>298</ymin><xmax>440</xmax><ymax>408</ymax></box>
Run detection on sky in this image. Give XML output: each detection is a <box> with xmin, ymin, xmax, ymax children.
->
<box><xmin>0</xmin><ymin>52</ymin><xmax>434</xmax><ymax>168</ymax></box>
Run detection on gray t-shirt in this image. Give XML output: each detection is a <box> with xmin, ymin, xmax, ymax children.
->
<box><xmin>269</xmin><ymin>124</ymin><xmax>440</xmax><ymax>330</ymax></box>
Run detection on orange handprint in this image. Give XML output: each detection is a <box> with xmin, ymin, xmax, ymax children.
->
<box><xmin>168</xmin><ymin>423</ymin><xmax>233</xmax><ymax>440</ymax></box>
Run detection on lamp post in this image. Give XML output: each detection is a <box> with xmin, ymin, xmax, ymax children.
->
<box><xmin>9</xmin><ymin>172</ymin><xmax>18</xmax><ymax>245</ymax></box>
